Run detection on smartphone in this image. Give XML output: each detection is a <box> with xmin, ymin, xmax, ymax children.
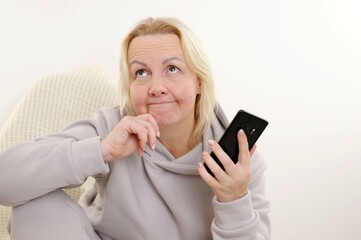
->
<box><xmin>205</xmin><ymin>110</ymin><xmax>268</xmax><ymax>176</ymax></box>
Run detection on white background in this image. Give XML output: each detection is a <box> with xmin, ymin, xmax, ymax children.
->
<box><xmin>1</xmin><ymin>0</ymin><xmax>361</xmax><ymax>239</ymax></box>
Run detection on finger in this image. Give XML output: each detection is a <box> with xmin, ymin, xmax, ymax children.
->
<box><xmin>124</xmin><ymin>119</ymin><xmax>149</xmax><ymax>155</ymax></box>
<box><xmin>197</xmin><ymin>161</ymin><xmax>219</xmax><ymax>187</ymax></box>
<box><xmin>137</xmin><ymin>118</ymin><xmax>156</xmax><ymax>150</ymax></box>
<box><xmin>130</xmin><ymin>117</ymin><xmax>156</xmax><ymax>151</ymax></box>
<box><xmin>208</xmin><ymin>139</ymin><xmax>236</xmax><ymax>177</ymax></box>
<box><xmin>130</xmin><ymin>124</ymin><xmax>148</xmax><ymax>156</ymax></box>
<box><xmin>201</xmin><ymin>150</ymin><xmax>227</xmax><ymax>181</ymax></box>
<box><xmin>137</xmin><ymin>114</ymin><xmax>159</xmax><ymax>150</ymax></box>
<box><xmin>137</xmin><ymin>114</ymin><xmax>159</xmax><ymax>134</ymax></box>
<box><xmin>237</xmin><ymin>129</ymin><xmax>250</xmax><ymax>168</ymax></box>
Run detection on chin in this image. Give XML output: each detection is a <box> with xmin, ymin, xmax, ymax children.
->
<box><xmin>152</xmin><ymin>113</ymin><xmax>176</xmax><ymax>126</ymax></box>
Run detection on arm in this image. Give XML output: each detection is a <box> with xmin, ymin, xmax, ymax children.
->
<box><xmin>198</xmin><ymin>130</ymin><xmax>271</xmax><ymax>239</ymax></box>
<box><xmin>0</xmin><ymin>109</ymin><xmax>112</xmax><ymax>206</ymax></box>
<box><xmin>211</xmin><ymin>163</ymin><xmax>271</xmax><ymax>239</ymax></box>
<box><xmin>0</xmin><ymin>107</ymin><xmax>160</xmax><ymax>207</ymax></box>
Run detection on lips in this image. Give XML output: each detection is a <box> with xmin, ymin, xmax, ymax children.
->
<box><xmin>148</xmin><ymin>101</ymin><xmax>176</xmax><ymax>106</ymax></box>
<box><xmin>147</xmin><ymin>101</ymin><xmax>176</xmax><ymax>109</ymax></box>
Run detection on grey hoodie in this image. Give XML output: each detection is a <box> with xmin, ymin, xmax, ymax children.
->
<box><xmin>0</xmin><ymin>106</ymin><xmax>270</xmax><ymax>240</ymax></box>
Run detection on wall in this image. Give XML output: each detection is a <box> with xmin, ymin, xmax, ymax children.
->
<box><xmin>1</xmin><ymin>0</ymin><xmax>360</xmax><ymax>239</ymax></box>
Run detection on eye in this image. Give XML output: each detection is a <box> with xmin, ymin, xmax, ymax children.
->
<box><xmin>168</xmin><ymin>65</ymin><xmax>180</xmax><ymax>74</ymax></box>
<box><xmin>135</xmin><ymin>69</ymin><xmax>149</xmax><ymax>78</ymax></box>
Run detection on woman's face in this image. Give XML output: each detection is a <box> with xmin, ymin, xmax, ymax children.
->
<box><xmin>128</xmin><ymin>34</ymin><xmax>201</xmax><ymax>127</ymax></box>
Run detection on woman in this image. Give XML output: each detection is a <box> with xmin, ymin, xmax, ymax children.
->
<box><xmin>0</xmin><ymin>17</ymin><xmax>270</xmax><ymax>239</ymax></box>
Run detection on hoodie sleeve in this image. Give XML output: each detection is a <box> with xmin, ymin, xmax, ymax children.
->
<box><xmin>0</xmin><ymin>107</ymin><xmax>117</xmax><ymax>207</ymax></box>
<box><xmin>211</xmin><ymin>152</ymin><xmax>271</xmax><ymax>240</ymax></box>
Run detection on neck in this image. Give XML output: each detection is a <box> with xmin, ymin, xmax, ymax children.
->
<box><xmin>158</xmin><ymin>120</ymin><xmax>194</xmax><ymax>159</ymax></box>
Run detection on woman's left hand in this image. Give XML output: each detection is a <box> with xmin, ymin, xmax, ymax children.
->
<box><xmin>198</xmin><ymin>129</ymin><xmax>256</xmax><ymax>202</ymax></box>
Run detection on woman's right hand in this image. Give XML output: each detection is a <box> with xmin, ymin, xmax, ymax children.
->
<box><xmin>100</xmin><ymin>114</ymin><xmax>159</xmax><ymax>162</ymax></box>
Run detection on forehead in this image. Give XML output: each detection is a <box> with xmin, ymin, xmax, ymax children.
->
<box><xmin>127</xmin><ymin>34</ymin><xmax>183</xmax><ymax>61</ymax></box>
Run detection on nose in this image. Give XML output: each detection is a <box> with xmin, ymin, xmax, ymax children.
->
<box><xmin>148</xmin><ymin>76</ymin><xmax>168</xmax><ymax>97</ymax></box>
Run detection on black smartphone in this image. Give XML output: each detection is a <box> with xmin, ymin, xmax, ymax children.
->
<box><xmin>205</xmin><ymin>110</ymin><xmax>268</xmax><ymax>176</ymax></box>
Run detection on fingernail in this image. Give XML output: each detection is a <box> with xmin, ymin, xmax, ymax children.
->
<box><xmin>152</xmin><ymin>144</ymin><xmax>156</xmax><ymax>150</ymax></box>
<box><xmin>208</xmin><ymin>139</ymin><xmax>215</xmax><ymax>146</ymax></box>
<box><xmin>239</xmin><ymin>129</ymin><xmax>245</xmax><ymax>134</ymax></box>
<box><xmin>198</xmin><ymin>162</ymin><xmax>204</xmax><ymax>167</ymax></box>
<box><xmin>202</xmin><ymin>151</ymin><xmax>208</xmax><ymax>156</ymax></box>
<box><xmin>157</xmin><ymin>131</ymin><xmax>160</xmax><ymax>138</ymax></box>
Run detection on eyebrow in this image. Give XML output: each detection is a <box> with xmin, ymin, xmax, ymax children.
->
<box><xmin>129</xmin><ymin>57</ymin><xmax>184</xmax><ymax>68</ymax></box>
<box><xmin>162</xmin><ymin>57</ymin><xmax>184</xmax><ymax>64</ymax></box>
<box><xmin>129</xmin><ymin>60</ymin><xmax>147</xmax><ymax>68</ymax></box>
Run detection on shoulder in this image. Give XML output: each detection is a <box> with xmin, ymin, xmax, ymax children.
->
<box><xmin>90</xmin><ymin>106</ymin><xmax>121</xmax><ymax>135</ymax></box>
<box><xmin>61</xmin><ymin>106</ymin><xmax>120</xmax><ymax>138</ymax></box>
<box><xmin>93</xmin><ymin>106</ymin><xmax>121</xmax><ymax>123</ymax></box>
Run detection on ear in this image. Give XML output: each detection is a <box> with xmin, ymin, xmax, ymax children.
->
<box><xmin>196</xmin><ymin>78</ymin><xmax>201</xmax><ymax>94</ymax></box>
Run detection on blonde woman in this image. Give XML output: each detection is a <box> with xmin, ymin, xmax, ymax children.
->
<box><xmin>0</xmin><ymin>17</ymin><xmax>270</xmax><ymax>240</ymax></box>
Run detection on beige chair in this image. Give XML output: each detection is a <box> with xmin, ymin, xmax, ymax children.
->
<box><xmin>0</xmin><ymin>65</ymin><xmax>118</xmax><ymax>239</ymax></box>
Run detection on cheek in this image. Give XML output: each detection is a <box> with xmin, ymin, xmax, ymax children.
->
<box><xmin>176</xmin><ymin>85</ymin><xmax>198</xmax><ymax>104</ymax></box>
<box><xmin>130</xmin><ymin>85</ymin><xmax>147</xmax><ymax>113</ymax></box>
<box><xmin>173</xmin><ymin>86</ymin><xmax>197</xmax><ymax>108</ymax></box>
<box><xmin>179</xmin><ymin>77</ymin><xmax>201</xmax><ymax>103</ymax></box>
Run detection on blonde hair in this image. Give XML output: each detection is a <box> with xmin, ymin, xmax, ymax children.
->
<box><xmin>119</xmin><ymin>17</ymin><xmax>217</xmax><ymax>147</ymax></box>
